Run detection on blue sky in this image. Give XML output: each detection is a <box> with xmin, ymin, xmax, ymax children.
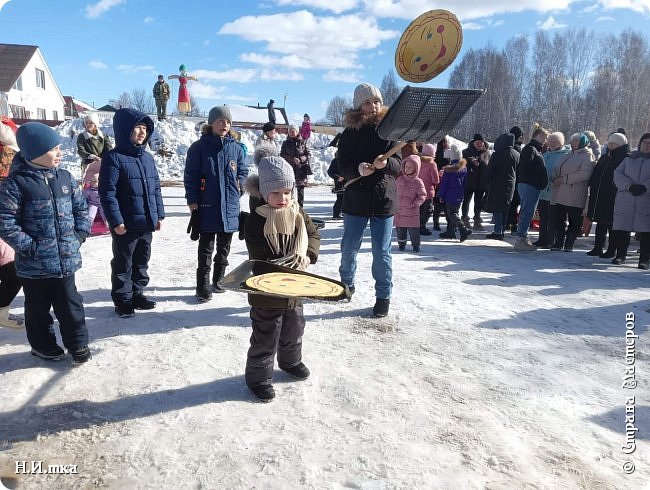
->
<box><xmin>1</xmin><ymin>0</ymin><xmax>648</xmax><ymax>123</ymax></box>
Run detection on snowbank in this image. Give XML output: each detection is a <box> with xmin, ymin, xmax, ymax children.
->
<box><xmin>55</xmin><ymin>116</ymin><xmax>467</xmax><ymax>185</ymax></box>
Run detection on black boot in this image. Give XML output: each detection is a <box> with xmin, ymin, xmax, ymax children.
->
<box><xmin>196</xmin><ymin>269</ymin><xmax>212</xmax><ymax>302</ymax></box>
<box><xmin>600</xmin><ymin>243</ymin><xmax>616</xmax><ymax>259</ymax></box>
<box><xmin>564</xmin><ymin>234</ymin><xmax>577</xmax><ymax>252</ymax></box>
<box><xmin>212</xmin><ymin>265</ymin><xmax>227</xmax><ymax>293</ymax></box>
<box><xmin>432</xmin><ymin>217</ymin><xmax>441</xmax><ymax>231</ymax></box>
<box><xmin>373</xmin><ymin>298</ymin><xmax>390</xmax><ymax>317</ymax></box>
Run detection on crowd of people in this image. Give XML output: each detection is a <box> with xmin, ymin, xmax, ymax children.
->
<box><xmin>0</xmin><ymin>82</ymin><xmax>648</xmax><ymax>402</ymax></box>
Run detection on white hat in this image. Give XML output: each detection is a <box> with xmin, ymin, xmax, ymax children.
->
<box><xmin>607</xmin><ymin>132</ymin><xmax>627</xmax><ymax>147</ymax></box>
<box><xmin>353</xmin><ymin>83</ymin><xmax>383</xmax><ymax>109</ymax></box>
<box><xmin>84</xmin><ymin>113</ymin><xmax>100</xmax><ymax>125</ymax></box>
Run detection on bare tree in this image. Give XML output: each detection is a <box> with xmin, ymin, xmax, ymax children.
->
<box><xmin>325</xmin><ymin>96</ymin><xmax>351</xmax><ymax>126</ymax></box>
<box><xmin>380</xmin><ymin>70</ymin><xmax>401</xmax><ymax>107</ymax></box>
<box><xmin>130</xmin><ymin>88</ymin><xmax>155</xmax><ymax>114</ymax></box>
<box><xmin>109</xmin><ymin>92</ymin><xmax>132</xmax><ymax>110</ymax></box>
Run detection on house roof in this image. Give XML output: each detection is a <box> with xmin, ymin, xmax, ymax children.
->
<box><xmin>97</xmin><ymin>104</ymin><xmax>118</xmax><ymax>112</ymax></box>
<box><xmin>0</xmin><ymin>44</ymin><xmax>38</xmax><ymax>92</ymax></box>
<box><xmin>64</xmin><ymin>96</ymin><xmax>95</xmax><ymax>113</ymax></box>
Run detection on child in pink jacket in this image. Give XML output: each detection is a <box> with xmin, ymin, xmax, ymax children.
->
<box><xmin>0</xmin><ymin>238</ymin><xmax>23</xmax><ymax>328</ymax></box>
<box><xmin>418</xmin><ymin>143</ymin><xmax>440</xmax><ymax>234</ymax></box>
<box><xmin>395</xmin><ymin>155</ymin><xmax>427</xmax><ymax>252</ymax></box>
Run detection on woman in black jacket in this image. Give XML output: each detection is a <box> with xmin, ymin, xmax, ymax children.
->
<box><xmin>336</xmin><ymin>83</ymin><xmax>400</xmax><ymax>318</ymax></box>
<box><xmin>585</xmin><ymin>132</ymin><xmax>630</xmax><ymax>257</ymax></box>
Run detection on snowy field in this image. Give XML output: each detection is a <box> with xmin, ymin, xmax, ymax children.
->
<box><xmin>0</xmin><ymin>184</ymin><xmax>648</xmax><ymax>489</ymax></box>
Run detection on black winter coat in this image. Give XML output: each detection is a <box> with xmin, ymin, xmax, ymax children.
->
<box><xmin>485</xmin><ymin>133</ymin><xmax>519</xmax><ymax>213</ymax></box>
<box><xmin>517</xmin><ymin>139</ymin><xmax>548</xmax><ymax>190</ymax></box>
<box><xmin>337</xmin><ymin>108</ymin><xmax>400</xmax><ymax>216</ymax></box>
<box><xmin>462</xmin><ymin>141</ymin><xmax>490</xmax><ymax>190</ymax></box>
<box><xmin>586</xmin><ymin>144</ymin><xmax>630</xmax><ymax>223</ymax></box>
<box><xmin>280</xmin><ymin>136</ymin><xmax>311</xmax><ymax>187</ymax></box>
<box><xmin>435</xmin><ymin>140</ymin><xmax>450</xmax><ymax>170</ymax></box>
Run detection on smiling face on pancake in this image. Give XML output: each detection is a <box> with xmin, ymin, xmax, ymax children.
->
<box><xmin>396</xmin><ymin>10</ymin><xmax>463</xmax><ymax>83</ymax></box>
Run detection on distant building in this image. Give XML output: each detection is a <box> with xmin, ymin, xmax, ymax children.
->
<box><xmin>64</xmin><ymin>96</ymin><xmax>96</xmax><ymax>119</ymax></box>
<box><xmin>97</xmin><ymin>104</ymin><xmax>118</xmax><ymax>112</ymax></box>
<box><xmin>0</xmin><ymin>43</ymin><xmax>65</xmax><ymax>124</ymax></box>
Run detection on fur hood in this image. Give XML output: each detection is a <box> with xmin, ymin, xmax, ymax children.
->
<box><xmin>343</xmin><ymin>106</ymin><xmax>389</xmax><ymax>130</ymax></box>
<box><xmin>442</xmin><ymin>159</ymin><xmax>467</xmax><ymax>173</ymax></box>
<box><xmin>244</xmin><ymin>174</ymin><xmax>263</xmax><ymax>200</ymax></box>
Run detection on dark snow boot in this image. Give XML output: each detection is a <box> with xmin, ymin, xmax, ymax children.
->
<box><xmin>563</xmin><ymin>234</ymin><xmax>578</xmax><ymax>252</ymax></box>
<box><xmin>373</xmin><ymin>298</ymin><xmax>390</xmax><ymax>318</ymax></box>
<box><xmin>600</xmin><ymin>243</ymin><xmax>616</xmax><ymax>259</ymax></box>
<box><xmin>459</xmin><ymin>228</ymin><xmax>472</xmax><ymax>243</ymax></box>
<box><xmin>280</xmin><ymin>362</ymin><xmax>310</xmax><ymax>380</ymax></box>
<box><xmin>439</xmin><ymin>229</ymin><xmax>456</xmax><ymax>239</ymax></box>
<box><xmin>196</xmin><ymin>269</ymin><xmax>212</xmax><ymax>302</ymax></box>
<box><xmin>249</xmin><ymin>384</ymin><xmax>275</xmax><ymax>402</ymax></box>
<box><xmin>212</xmin><ymin>265</ymin><xmax>226</xmax><ymax>294</ymax></box>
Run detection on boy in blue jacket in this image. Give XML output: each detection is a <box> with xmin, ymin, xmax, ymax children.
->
<box><xmin>0</xmin><ymin>123</ymin><xmax>91</xmax><ymax>363</ymax></box>
<box><xmin>184</xmin><ymin>106</ymin><xmax>247</xmax><ymax>302</ymax></box>
<box><xmin>99</xmin><ymin>109</ymin><xmax>165</xmax><ymax>317</ymax></box>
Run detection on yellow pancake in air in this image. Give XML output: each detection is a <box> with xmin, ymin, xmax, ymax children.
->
<box><xmin>395</xmin><ymin>9</ymin><xmax>463</xmax><ymax>83</ymax></box>
<box><xmin>245</xmin><ymin>272</ymin><xmax>344</xmax><ymax>298</ymax></box>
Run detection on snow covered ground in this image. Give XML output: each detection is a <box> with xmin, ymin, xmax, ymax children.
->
<box><xmin>0</xmin><ymin>183</ymin><xmax>648</xmax><ymax>489</ymax></box>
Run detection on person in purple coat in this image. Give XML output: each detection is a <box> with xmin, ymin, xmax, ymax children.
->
<box><xmin>438</xmin><ymin>146</ymin><xmax>472</xmax><ymax>242</ymax></box>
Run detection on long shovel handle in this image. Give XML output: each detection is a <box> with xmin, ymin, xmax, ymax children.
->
<box><xmin>343</xmin><ymin>141</ymin><xmax>406</xmax><ymax>189</ymax></box>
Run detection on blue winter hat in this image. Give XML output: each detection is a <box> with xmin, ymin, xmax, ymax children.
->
<box><xmin>16</xmin><ymin>122</ymin><xmax>60</xmax><ymax>161</ymax></box>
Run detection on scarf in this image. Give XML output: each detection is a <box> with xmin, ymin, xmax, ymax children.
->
<box><xmin>84</xmin><ymin>128</ymin><xmax>104</xmax><ymax>140</ymax></box>
<box><xmin>255</xmin><ymin>200</ymin><xmax>308</xmax><ymax>269</ymax></box>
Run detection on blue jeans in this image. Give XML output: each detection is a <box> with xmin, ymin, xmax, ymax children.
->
<box><xmin>339</xmin><ymin>214</ymin><xmax>393</xmax><ymax>299</ymax></box>
<box><xmin>492</xmin><ymin>211</ymin><xmax>505</xmax><ymax>234</ymax></box>
<box><xmin>516</xmin><ymin>183</ymin><xmax>540</xmax><ymax>238</ymax></box>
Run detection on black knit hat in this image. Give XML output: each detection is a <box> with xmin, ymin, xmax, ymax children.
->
<box><xmin>262</xmin><ymin>122</ymin><xmax>275</xmax><ymax>133</ymax></box>
<box><xmin>509</xmin><ymin>126</ymin><xmax>523</xmax><ymax>140</ymax></box>
<box><xmin>473</xmin><ymin>133</ymin><xmax>485</xmax><ymax>142</ymax></box>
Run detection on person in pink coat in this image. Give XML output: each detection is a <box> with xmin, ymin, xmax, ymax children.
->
<box><xmin>0</xmin><ymin>238</ymin><xmax>23</xmax><ymax>329</ymax></box>
<box><xmin>418</xmin><ymin>143</ymin><xmax>440</xmax><ymax>235</ymax></box>
<box><xmin>395</xmin><ymin>155</ymin><xmax>427</xmax><ymax>252</ymax></box>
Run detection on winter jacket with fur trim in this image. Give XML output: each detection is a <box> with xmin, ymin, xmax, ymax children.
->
<box><xmin>395</xmin><ymin>159</ymin><xmax>427</xmax><ymax>228</ymax></box>
<box><xmin>337</xmin><ymin>107</ymin><xmax>400</xmax><ymax>216</ymax></box>
<box><xmin>438</xmin><ymin>161</ymin><xmax>468</xmax><ymax>206</ymax></box>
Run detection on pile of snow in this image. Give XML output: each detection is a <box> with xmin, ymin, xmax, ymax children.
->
<box><xmin>55</xmin><ymin>116</ymin><xmax>467</xmax><ymax>184</ymax></box>
<box><xmin>55</xmin><ymin>117</ymin><xmax>338</xmax><ymax>184</ymax></box>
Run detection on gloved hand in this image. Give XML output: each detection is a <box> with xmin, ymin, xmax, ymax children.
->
<box><xmin>629</xmin><ymin>184</ymin><xmax>647</xmax><ymax>196</ymax></box>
